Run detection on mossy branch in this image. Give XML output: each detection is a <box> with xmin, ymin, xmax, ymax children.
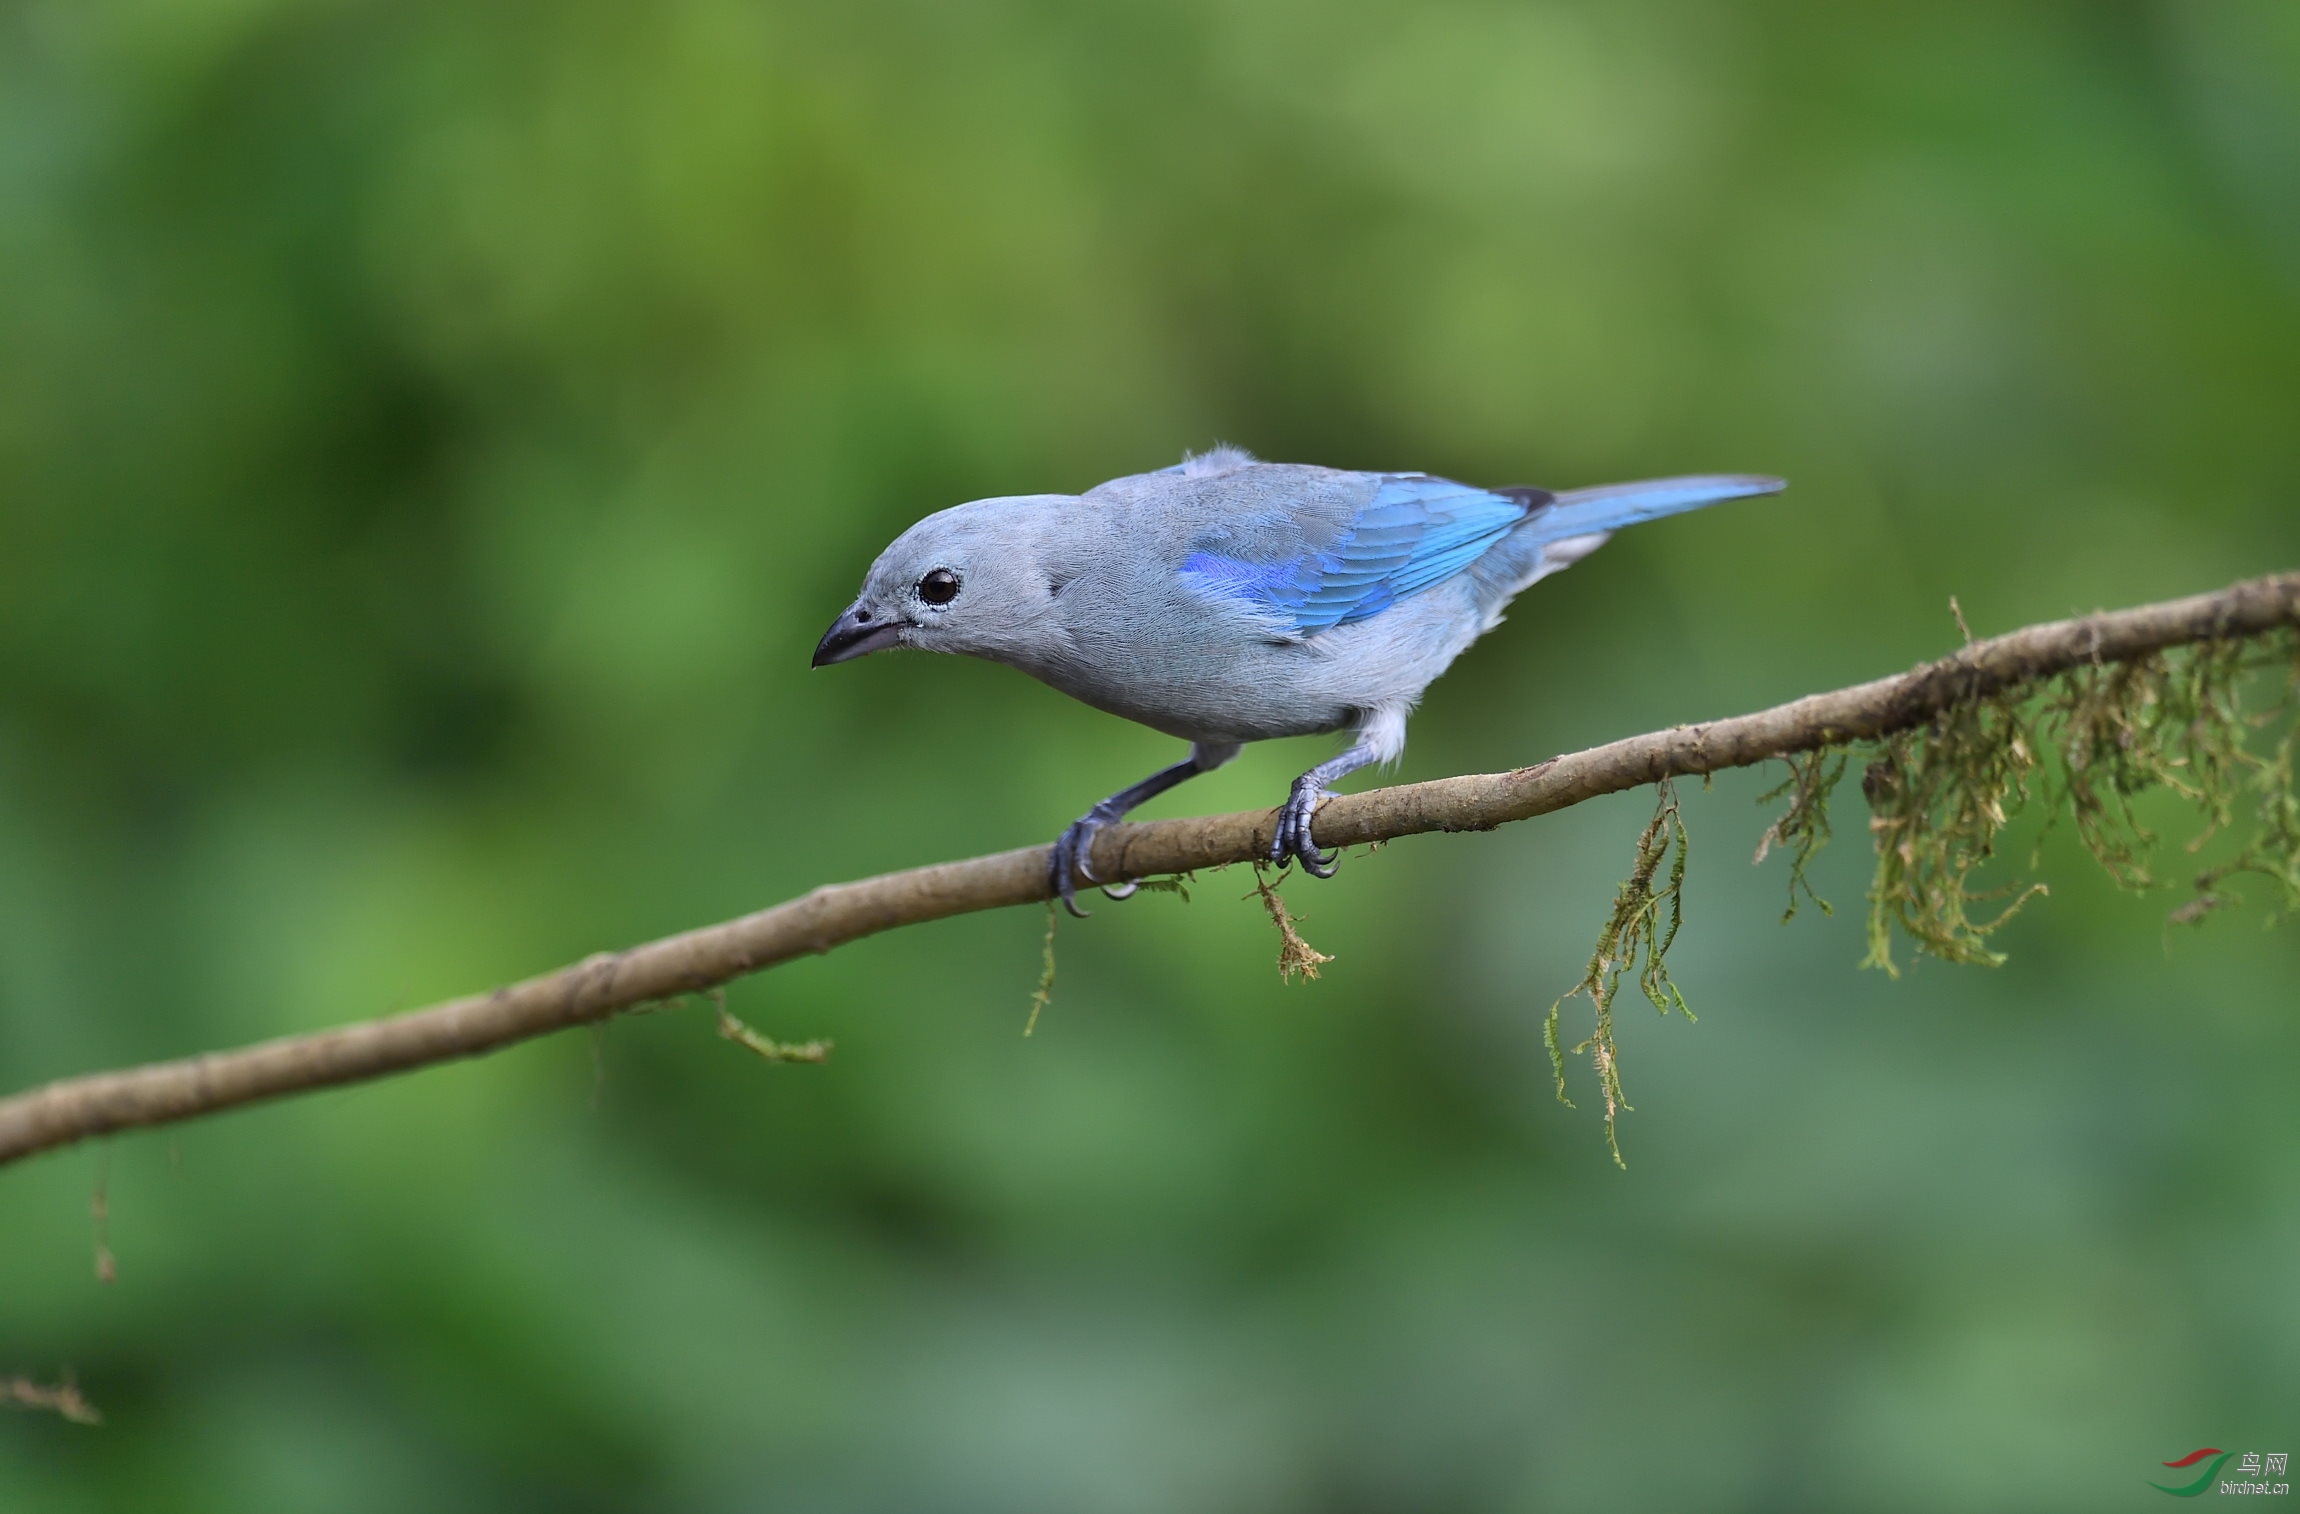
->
<box><xmin>1848</xmin><ymin>626</ymin><xmax>2300</xmax><ymax>970</ymax></box>
<box><xmin>1548</xmin><ymin>611</ymin><xmax>2297</xmax><ymax>1160</ymax></box>
<box><xmin>0</xmin><ymin>572</ymin><xmax>2294</xmax><ymax>1170</ymax></box>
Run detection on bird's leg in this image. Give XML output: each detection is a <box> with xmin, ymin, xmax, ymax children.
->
<box><xmin>1051</xmin><ymin>741</ymin><xmax>1241</xmax><ymax>917</ymax></box>
<box><xmin>1271</xmin><ymin>742</ymin><xmax>1382</xmax><ymax>879</ymax></box>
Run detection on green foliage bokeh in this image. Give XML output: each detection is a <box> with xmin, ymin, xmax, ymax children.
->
<box><xmin>3</xmin><ymin>2</ymin><xmax>2297</xmax><ymax>1509</ymax></box>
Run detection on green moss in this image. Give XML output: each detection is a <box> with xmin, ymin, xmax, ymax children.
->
<box><xmin>1023</xmin><ymin>900</ymin><xmax>1058</xmax><ymax>1036</ymax></box>
<box><xmin>2161</xmin><ymin>631</ymin><xmax>2300</xmax><ymax>924</ymax></box>
<box><xmin>1755</xmin><ymin>748</ymin><xmax>1846</xmax><ymax>922</ymax></box>
<box><xmin>712</xmin><ymin>991</ymin><xmax>834</xmax><ymax>1064</ymax></box>
<box><xmin>1547</xmin><ymin>778</ymin><xmax>1693</xmax><ymax>1167</ymax></box>
<box><xmin>1859</xmin><ymin>688</ymin><xmax>2049</xmax><ymax>974</ymax></box>
<box><xmin>1252</xmin><ymin>865</ymin><xmax>1335</xmax><ymax>982</ymax></box>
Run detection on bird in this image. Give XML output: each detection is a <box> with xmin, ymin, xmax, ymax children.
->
<box><xmin>814</xmin><ymin>447</ymin><xmax>1782</xmax><ymax>915</ymax></box>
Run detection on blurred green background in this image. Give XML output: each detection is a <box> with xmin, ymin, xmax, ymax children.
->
<box><xmin>3</xmin><ymin>1</ymin><xmax>2297</xmax><ymax>1508</ymax></box>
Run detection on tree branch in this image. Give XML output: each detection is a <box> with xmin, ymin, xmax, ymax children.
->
<box><xmin>2</xmin><ymin>572</ymin><xmax>2293</xmax><ymax>1170</ymax></box>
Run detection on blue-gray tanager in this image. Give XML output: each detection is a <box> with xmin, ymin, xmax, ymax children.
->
<box><xmin>815</xmin><ymin>447</ymin><xmax>1782</xmax><ymax>914</ymax></box>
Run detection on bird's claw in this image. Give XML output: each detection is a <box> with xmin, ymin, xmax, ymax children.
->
<box><xmin>1050</xmin><ymin>808</ymin><xmax>1137</xmax><ymax>917</ymax></box>
<box><xmin>1050</xmin><ymin>817</ymin><xmax>1099</xmax><ymax>917</ymax></box>
<box><xmin>1270</xmin><ymin>782</ymin><xmax>1341</xmax><ymax>879</ymax></box>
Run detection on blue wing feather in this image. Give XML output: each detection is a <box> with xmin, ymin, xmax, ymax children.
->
<box><xmin>1180</xmin><ymin>475</ymin><xmax>1530</xmax><ymax>635</ymax></box>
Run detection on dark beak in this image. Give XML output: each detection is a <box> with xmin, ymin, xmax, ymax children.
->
<box><xmin>812</xmin><ymin>606</ymin><xmax>905</xmax><ymax>667</ymax></box>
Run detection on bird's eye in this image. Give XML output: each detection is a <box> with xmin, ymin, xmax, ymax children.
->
<box><xmin>918</xmin><ymin>568</ymin><xmax>961</xmax><ymax>606</ymax></box>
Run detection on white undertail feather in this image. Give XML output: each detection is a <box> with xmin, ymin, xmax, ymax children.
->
<box><xmin>1536</xmin><ymin>531</ymin><xmax>1613</xmax><ymax>573</ymax></box>
<box><xmin>1356</xmin><ymin>701</ymin><xmax>1412</xmax><ymax>766</ymax></box>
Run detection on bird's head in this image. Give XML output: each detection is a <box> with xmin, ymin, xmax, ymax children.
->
<box><xmin>812</xmin><ymin>496</ymin><xmax>1073</xmax><ymax>669</ymax></box>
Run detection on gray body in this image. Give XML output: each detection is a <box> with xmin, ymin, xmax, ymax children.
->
<box><xmin>830</xmin><ymin>451</ymin><xmax>1607</xmax><ymax>757</ymax></box>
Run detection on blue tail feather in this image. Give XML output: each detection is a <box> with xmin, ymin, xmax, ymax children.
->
<box><xmin>1528</xmin><ymin>474</ymin><xmax>1784</xmax><ymax>544</ymax></box>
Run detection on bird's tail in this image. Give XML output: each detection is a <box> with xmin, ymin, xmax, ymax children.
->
<box><xmin>1481</xmin><ymin>473</ymin><xmax>1785</xmax><ymax>602</ymax></box>
<box><xmin>1529</xmin><ymin>474</ymin><xmax>1785</xmax><ymax>543</ymax></box>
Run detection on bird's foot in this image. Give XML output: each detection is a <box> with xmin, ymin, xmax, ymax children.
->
<box><xmin>1049</xmin><ymin>807</ymin><xmax>1139</xmax><ymax>918</ymax></box>
<box><xmin>1270</xmin><ymin>778</ymin><xmax>1341</xmax><ymax>878</ymax></box>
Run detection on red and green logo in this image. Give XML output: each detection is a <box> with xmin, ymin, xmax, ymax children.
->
<box><xmin>2152</xmin><ymin>1448</ymin><xmax>2233</xmax><ymax>1497</ymax></box>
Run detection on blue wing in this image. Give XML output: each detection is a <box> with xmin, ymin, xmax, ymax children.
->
<box><xmin>1180</xmin><ymin>475</ymin><xmax>1531</xmax><ymax>634</ymax></box>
